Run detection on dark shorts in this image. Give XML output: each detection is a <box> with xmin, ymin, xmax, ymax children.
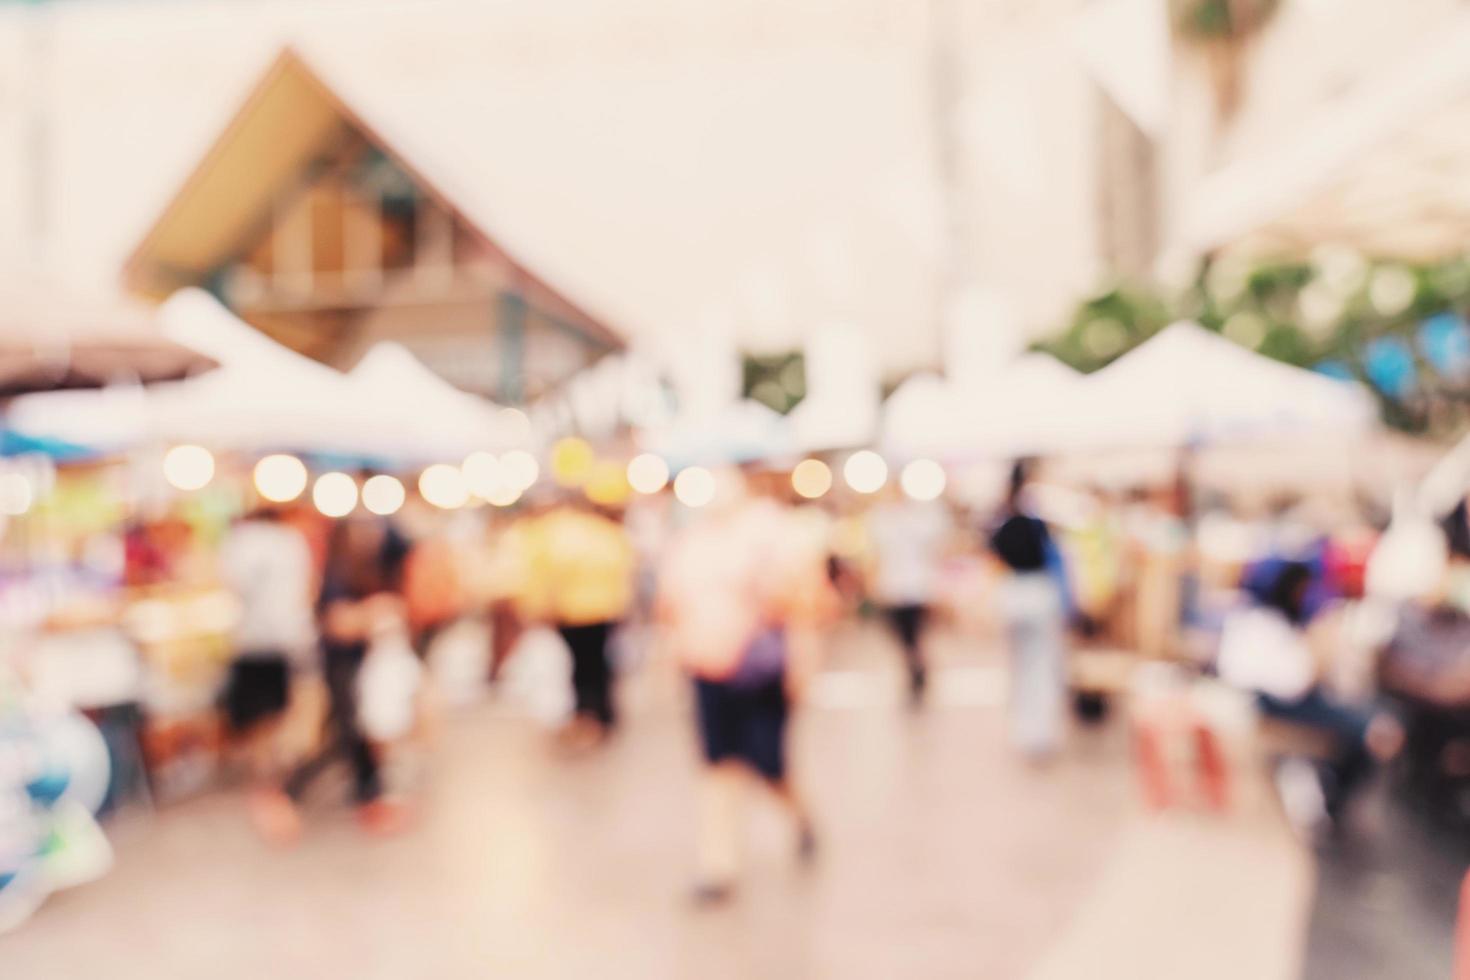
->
<box><xmin>694</xmin><ymin>675</ymin><xmax>789</xmax><ymax>781</ymax></box>
<box><xmin>223</xmin><ymin>655</ymin><xmax>290</xmax><ymax>733</ymax></box>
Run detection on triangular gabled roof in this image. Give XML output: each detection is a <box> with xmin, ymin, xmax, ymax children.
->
<box><xmin>123</xmin><ymin>47</ymin><xmax>623</xmax><ymax>350</ymax></box>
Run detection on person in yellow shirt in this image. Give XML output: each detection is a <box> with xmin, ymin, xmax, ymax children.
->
<box><xmin>513</xmin><ymin>498</ymin><xmax>635</xmax><ymax>747</ymax></box>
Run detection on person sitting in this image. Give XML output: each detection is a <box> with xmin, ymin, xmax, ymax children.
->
<box><xmin>1218</xmin><ymin>561</ymin><xmax>1401</xmax><ymax>834</ymax></box>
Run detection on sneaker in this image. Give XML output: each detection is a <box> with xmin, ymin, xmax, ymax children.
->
<box><xmin>690</xmin><ymin>880</ymin><xmax>736</xmax><ymax>907</ymax></box>
<box><xmin>248</xmin><ymin>788</ymin><xmax>303</xmax><ymax>847</ymax></box>
<box><xmin>796</xmin><ymin>822</ymin><xmax>819</xmax><ymax>865</ymax></box>
<box><xmin>357</xmin><ymin>799</ymin><xmax>413</xmax><ymax>837</ymax></box>
<box><xmin>557</xmin><ymin>717</ymin><xmax>608</xmax><ymax>754</ymax></box>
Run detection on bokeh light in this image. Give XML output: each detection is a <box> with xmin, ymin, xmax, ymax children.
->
<box><xmin>674</xmin><ymin>466</ymin><xmax>717</xmax><ymax>508</ymax></box>
<box><xmin>500</xmin><ymin>449</ymin><xmax>540</xmax><ymax>491</ymax></box>
<box><xmin>900</xmin><ymin>459</ymin><xmax>946</xmax><ymax>501</ymax></box>
<box><xmin>253</xmin><ymin>454</ymin><xmax>307</xmax><ymax>503</ymax></box>
<box><xmin>461</xmin><ymin>451</ymin><xmax>501</xmax><ymax>499</ymax></box>
<box><xmin>486</xmin><ymin>480</ymin><xmax>522</xmax><ymax>507</ymax></box>
<box><xmin>626</xmin><ymin>453</ymin><xmax>670</xmax><ymax>495</ymax></box>
<box><xmin>497</xmin><ymin>408</ymin><xmax>532</xmax><ymax>446</ymax></box>
<box><xmin>550</xmin><ymin>437</ymin><xmax>595</xmax><ymax>487</ymax></box>
<box><xmin>843</xmin><ymin>450</ymin><xmax>888</xmax><ymax>494</ymax></box>
<box><xmin>585</xmin><ymin>460</ymin><xmax>631</xmax><ymax>507</ymax></box>
<box><xmin>419</xmin><ymin>463</ymin><xmax>470</xmax><ymax>510</ymax></box>
<box><xmin>362</xmin><ymin>474</ymin><xmax>406</xmax><ymax>516</ymax></box>
<box><xmin>163</xmin><ymin>444</ymin><xmax>215</xmax><ymax>492</ymax></box>
<box><xmin>0</xmin><ymin>473</ymin><xmax>33</xmax><ymax>516</ymax></box>
<box><xmin>791</xmin><ymin>458</ymin><xmax>832</xmax><ymax>500</ymax></box>
<box><xmin>312</xmin><ymin>471</ymin><xmax>358</xmax><ymax>518</ymax></box>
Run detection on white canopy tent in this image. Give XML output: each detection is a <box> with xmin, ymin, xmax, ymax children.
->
<box><xmin>8</xmin><ymin>289</ymin><xmax>362</xmax><ymax>453</ymax></box>
<box><xmin>638</xmin><ymin>399</ymin><xmax>794</xmax><ymax>471</ymax></box>
<box><xmin>145</xmin><ymin>290</ymin><xmax>375</xmax><ymax>455</ymax></box>
<box><xmin>1074</xmin><ymin>322</ymin><xmax>1378</xmax><ymax>450</ymax></box>
<box><xmin>11</xmin><ymin>290</ymin><xmax>517</xmax><ymax>463</ymax></box>
<box><xmin>345</xmin><ymin>342</ymin><xmax>522</xmax><ymax>460</ymax></box>
<box><xmin>956</xmin><ymin>353</ymin><xmax>1087</xmax><ymax>458</ymax></box>
<box><xmin>879</xmin><ymin>373</ymin><xmax>959</xmax><ymax>460</ymax></box>
<box><xmin>880</xmin><ymin>353</ymin><xmax>1083</xmax><ymax>460</ymax></box>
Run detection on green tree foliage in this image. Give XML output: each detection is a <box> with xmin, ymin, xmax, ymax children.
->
<box><xmin>1037</xmin><ymin>252</ymin><xmax>1470</xmax><ymax>435</ymax></box>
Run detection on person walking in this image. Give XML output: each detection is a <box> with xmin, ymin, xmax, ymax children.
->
<box><xmin>989</xmin><ymin>460</ymin><xmax>1070</xmax><ymax>760</ymax></box>
<box><xmin>516</xmin><ymin>498</ymin><xmax>635</xmax><ymax>750</ymax></box>
<box><xmin>658</xmin><ymin>470</ymin><xmax>835</xmax><ymax>903</ymax></box>
<box><xmin>867</xmin><ymin>487</ymin><xmax>950</xmax><ymax>704</ymax></box>
<box><xmin>217</xmin><ymin>504</ymin><xmax>316</xmax><ymax>781</ymax></box>
<box><xmin>250</xmin><ymin>509</ymin><xmax>411</xmax><ymax>842</ymax></box>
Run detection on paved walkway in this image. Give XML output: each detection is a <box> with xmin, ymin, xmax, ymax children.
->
<box><xmin>1302</xmin><ymin>780</ymin><xmax>1470</xmax><ymax>980</ymax></box>
<box><xmin>5</xmin><ymin>627</ymin><xmax>1312</xmax><ymax>979</ymax></box>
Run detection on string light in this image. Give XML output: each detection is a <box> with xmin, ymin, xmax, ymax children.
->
<box><xmin>674</xmin><ymin>466</ymin><xmax>717</xmax><ymax>508</ymax></box>
<box><xmin>627</xmin><ymin>453</ymin><xmax>670</xmax><ymax>495</ymax></box>
<box><xmin>791</xmin><ymin>459</ymin><xmax>832</xmax><ymax>500</ymax></box>
<box><xmin>163</xmin><ymin>444</ymin><xmax>215</xmax><ymax>492</ymax></box>
<box><xmin>253</xmin><ymin>454</ymin><xmax>307</xmax><ymax>503</ymax></box>
<box><xmin>362</xmin><ymin>474</ymin><xmax>406</xmax><ymax>516</ymax></box>
<box><xmin>312</xmin><ymin>472</ymin><xmax>358</xmax><ymax>517</ymax></box>
<box><xmin>843</xmin><ymin>450</ymin><xmax>888</xmax><ymax>494</ymax></box>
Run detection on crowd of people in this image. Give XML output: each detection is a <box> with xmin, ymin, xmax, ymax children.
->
<box><xmin>12</xmin><ymin>450</ymin><xmax>1470</xmax><ymax>922</ymax></box>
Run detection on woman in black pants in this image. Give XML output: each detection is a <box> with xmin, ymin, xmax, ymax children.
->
<box><xmin>251</xmin><ymin>513</ymin><xmax>410</xmax><ymax>842</ymax></box>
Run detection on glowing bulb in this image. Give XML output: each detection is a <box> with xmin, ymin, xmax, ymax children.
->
<box><xmin>900</xmin><ymin>459</ymin><xmax>946</xmax><ymax>501</ymax></box>
<box><xmin>461</xmin><ymin>451</ymin><xmax>501</xmax><ymax>499</ymax></box>
<box><xmin>627</xmin><ymin>453</ymin><xmax>670</xmax><ymax>495</ymax></box>
<box><xmin>791</xmin><ymin>459</ymin><xmax>832</xmax><ymax>500</ymax></box>
<box><xmin>501</xmin><ymin>449</ymin><xmax>540</xmax><ymax>491</ymax></box>
<box><xmin>362</xmin><ymin>474</ymin><xmax>406</xmax><ymax>516</ymax></box>
<box><xmin>486</xmin><ymin>480</ymin><xmax>522</xmax><ymax>507</ymax></box>
<box><xmin>419</xmin><ymin>463</ymin><xmax>470</xmax><ymax>510</ymax></box>
<box><xmin>550</xmin><ymin>437</ymin><xmax>595</xmax><ymax>487</ymax></box>
<box><xmin>585</xmin><ymin>460</ymin><xmax>631</xmax><ymax>507</ymax></box>
<box><xmin>497</xmin><ymin>408</ymin><xmax>532</xmax><ymax>446</ymax></box>
<box><xmin>843</xmin><ymin>450</ymin><xmax>888</xmax><ymax>494</ymax></box>
<box><xmin>253</xmin><ymin>454</ymin><xmax>307</xmax><ymax>503</ymax></box>
<box><xmin>163</xmin><ymin>444</ymin><xmax>214</xmax><ymax>492</ymax></box>
<box><xmin>674</xmin><ymin>466</ymin><xmax>717</xmax><ymax>508</ymax></box>
<box><xmin>312</xmin><ymin>472</ymin><xmax>358</xmax><ymax>518</ymax></box>
<box><xmin>0</xmin><ymin>473</ymin><xmax>33</xmax><ymax>516</ymax></box>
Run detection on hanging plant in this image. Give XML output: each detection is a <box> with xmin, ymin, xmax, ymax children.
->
<box><xmin>1170</xmin><ymin>0</ymin><xmax>1283</xmax><ymax>117</ymax></box>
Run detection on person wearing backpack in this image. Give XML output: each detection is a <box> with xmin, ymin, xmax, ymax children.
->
<box><xmin>657</xmin><ymin>469</ymin><xmax>836</xmax><ymax>904</ymax></box>
<box><xmin>989</xmin><ymin>460</ymin><xmax>1073</xmax><ymax>760</ymax></box>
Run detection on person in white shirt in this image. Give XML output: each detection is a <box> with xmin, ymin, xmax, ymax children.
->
<box><xmin>867</xmin><ymin>491</ymin><xmax>950</xmax><ymax>703</ymax></box>
<box><xmin>217</xmin><ymin>506</ymin><xmax>316</xmax><ymax>779</ymax></box>
<box><xmin>1218</xmin><ymin>561</ymin><xmax>1400</xmax><ymax>829</ymax></box>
